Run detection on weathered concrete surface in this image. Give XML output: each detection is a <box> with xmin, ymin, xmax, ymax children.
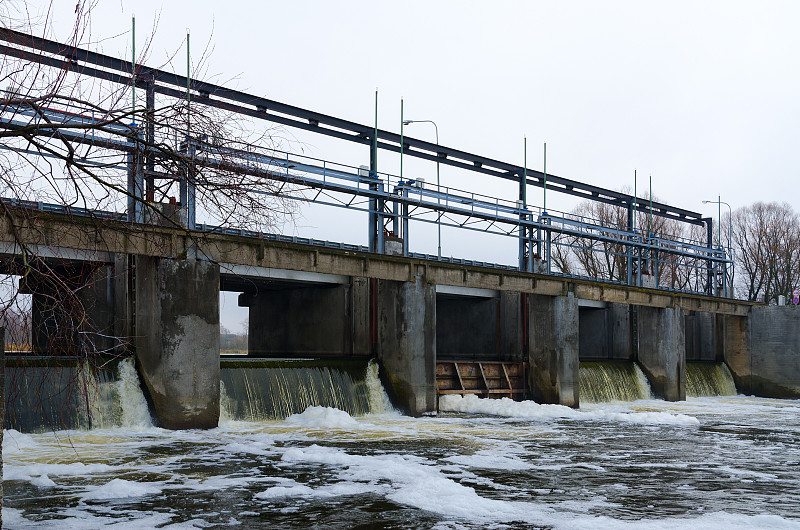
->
<box><xmin>0</xmin><ymin>208</ymin><xmax>755</xmax><ymax>316</ymax></box>
<box><xmin>724</xmin><ymin>307</ymin><xmax>800</xmax><ymax>398</ymax></box>
<box><xmin>376</xmin><ymin>272</ymin><xmax>436</xmax><ymax>416</ymax></box>
<box><xmin>578</xmin><ymin>303</ymin><xmax>632</xmax><ymax>361</ymax></box>
<box><xmin>135</xmin><ymin>257</ymin><xmax>220</xmax><ymax>429</ymax></box>
<box><xmin>499</xmin><ymin>291</ymin><xmax>524</xmax><ymax>362</ymax></box>
<box><xmin>684</xmin><ymin>311</ymin><xmax>718</xmax><ymax>362</ymax></box>
<box><xmin>638</xmin><ymin>306</ymin><xmax>686</xmax><ymax>401</ymax></box>
<box><xmin>240</xmin><ymin>279</ymin><xmax>369</xmax><ymax>357</ymax></box>
<box><xmin>436</xmin><ymin>296</ymin><xmax>497</xmax><ymax>360</ymax></box>
<box><xmin>528</xmin><ymin>293</ymin><xmax>579</xmax><ymax>407</ymax></box>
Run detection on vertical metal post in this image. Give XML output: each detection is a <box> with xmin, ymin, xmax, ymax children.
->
<box><xmin>519</xmin><ymin>137</ymin><xmax>527</xmax><ymax>271</ymax></box>
<box><xmin>626</xmin><ymin>204</ymin><xmax>634</xmax><ymax>286</ymax></box>
<box><xmin>187</xmin><ymin>142</ymin><xmax>196</xmax><ymax>230</ymax></box>
<box><xmin>401</xmin><ymin>187</ymin><xmax>409</xmax><ymax>256</ymax></box>
<box><xmin>145</xmin><ymin>79</ymin><xmax>155</xmax><ymax>201</ymax></box>
<box><xmin>543</xmin><ymin>142</ymin><xmax>547</xmax><ymax>213</ymax></box>
<box><xmin>127</xmin><ymin>127</ymin><xmax>144</xmax><ymax>223</ymax></box>
<box><xmin>368</xmin><ymin>90</ymin><xmax>378</xmax><ymax>252</ymax></box>
<box><xmin>376</xmin><ymin>182</ymin><xmax>385</xmax><ymax>256</ymax></box>
<box><xmin>131</xmin><ymin>16</ymin><xmax>136</xmax><ymax>118</ymax></box>
<box><xmin>705</xmin><ymin>218</ymin><xmax>714</xmax><ymax>295</ymax></box>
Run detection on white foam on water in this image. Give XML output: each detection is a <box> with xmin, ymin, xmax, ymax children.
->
<box><xmin>277</xmin><ymin>443</ymin><xmax>565</xmax><ymax>524</ymax></box>
<box><xmin>284</xmin><ymin>406</ymin><xmax>361</xmax><ymax>429</ymax></box>
<box><xmin>444</xmin><ymin>450</ymin><xmax>533</xmax><ymax>471</ymax></box>
<box><xmin>2</xmin><ymin>429</ymin><xmax>37</xmax><ymax>454</ymax></box>
<box><xmin>440</xmin><ymin>394</ymin><xmax>700</xmax><ymax>425</ymax></box>
<box><xmin>255</xmin><ymin>484</ymin><xmax>314</xmax><ymax>499</ymax></box>
<box><xmin>560</xmin><ymin>511</ymin><xmax>800</xmax><ymax>530</ymax></box>
<box><xmin>81</xmin><ymin>478</ymin><xmax>163</xmax><ymax>500</ymax></box>
<box><xmin>4</xmin><ymin>461</ymin><xmax>117</xmax><ymax>485</ymax></box>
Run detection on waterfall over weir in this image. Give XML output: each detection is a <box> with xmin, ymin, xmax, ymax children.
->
<box><xmin>686</xmin><ymin>362</ymin><xmax>738</xmax><ymax>397</ymax></box>
<box><xmin>579</xmin><ymin>362</ymin><xmax>653</xmax><ymax>403</ymax></box>
<box><xmin>4</xmin><ymin>357</ymin><xmax>152</xmax><ymax>432</ymax></box>
<box><xmin>220</xmin><ymin>358</ymin><xmax>390</xmax><ymax>421</ymax></box>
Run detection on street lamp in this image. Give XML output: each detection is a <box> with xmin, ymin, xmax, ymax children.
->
<box><xmin>403</xmin><ymin>119</ymin><xmax>441</xmax><ymax>259</ymax></box>
<box><xmin>703</xmin><ymin>196</ymin><xmax>733</xmax><ymax>295</ymax></box>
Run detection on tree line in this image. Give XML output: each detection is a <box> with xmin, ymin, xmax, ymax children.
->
<box><xmin>551</xmin><ymin>195</ymin><xmax>800</xmax><ymax>304</ymax></box>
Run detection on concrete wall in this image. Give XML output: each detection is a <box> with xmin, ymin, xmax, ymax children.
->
<box><xmin>376</xmin><ymin>272</ymin><xmax>436</xmax><ymax>416</ymax></box>
<box><xmin>135</xmin><ymin>257</ymin><xmax>220</xmax><ymax>429</ymax></box>
<box><xmin>22</xmin><ymin>264</ymin><xmax>116</xmax><ymax>355</ymax></box>
<box><xmin>724</xmin><ymin>306</ymin><xmax>800</xmax><ymax>398</ymax></box>
<box><xmin>436</xmin><ymin>296</ymin><xmax>496</xmax><ymax>359</ymax></box>
<box><xmin>578</xmin><ymin>303</ymin><xmax>632</xmax><ymax>361</ymax></box>
<box><xmin>436</xmin><ymin>291</ymin><xmax>523</xmax><ymax>361</ymax></box>
<box><xmin>637</xmin><ymin>306</ymin><xmax>686</xmax><ymax>401</ymax></box>
<box><xmin>241</xmin><ymin>279</ymin><xmax>369</xmax><ymax>357</ymax></box>
<box><xmin>528</xmin><ymin>293</ymin><xmax>579</xmax><ymax>407</ymax></box>
<box><xmin>685</xmin><ymin>311</ymin><xmax>717</xmax><ymax>362</ymax></box>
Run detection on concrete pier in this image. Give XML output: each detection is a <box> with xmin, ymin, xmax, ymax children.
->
<box><xmin>375</xmin><ymin>272</ymin><xmax>436</xmax><ymax>416</ymax></box>
<box><xmin>528</xmin><ymin>293</ymin><xmax>579</xmax><ymax>407</ymax></box>
<box><xmin>135</xmin><ymin>257</ymin><xmax>220</xmax><ymax>429</ymax></box>
<box><xmin>724</xmin><ymin>306</ymin><xmax>800</xmax><ymax>398</ymax></box>
<box><xmin>637</xmin><ymin>306</ymin><xmax>686</xmax><ymax>401</ymax></box>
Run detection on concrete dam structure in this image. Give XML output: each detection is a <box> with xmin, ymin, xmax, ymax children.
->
<box><xmin>1</xmin><ymin>29</ymin><xmax>799</xmax><ymax>432</ymax></box>
<box><xmin>3</xmin><ymin>207</ymin><xmax>799</xmax><ymax>430</ymax></box>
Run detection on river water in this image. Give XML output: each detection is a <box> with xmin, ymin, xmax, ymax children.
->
<box><xmin>3</xmin><ymin>362</ymin><xmax>800</xmax><ymax>529</ymax></box>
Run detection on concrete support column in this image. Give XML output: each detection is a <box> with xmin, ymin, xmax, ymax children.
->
<box><xmin>376</xmin><ymin>271</ymin><xmax>436</xmax><ymax>416</ymax></box>
<box><xmin>637</xmin><ymin>306</ymin><xmax>686</xmax><ymax>401</ymax></box>
<box><xmin>135</xmin><ymin>257</ymin><xmax>220</xmax><ymax>429</ymax></box>
<box><xmin>528</xmin><ymin>293</ymin><xmax>579</xmax><ymax>407</ymax></box>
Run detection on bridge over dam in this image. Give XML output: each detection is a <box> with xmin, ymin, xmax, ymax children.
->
<box><xmin>1</xmin><ymin>28</ymin><xmax>799</xmax><ymax>430</ymax></box>
<box><xmin>2</xmin><ymin>204</ymin><xmax>798</xmax><ymax>429</ymax></box>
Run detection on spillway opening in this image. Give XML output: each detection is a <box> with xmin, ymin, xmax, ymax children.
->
<box><xmin>579</xmin><ymin>361</ymin><xmax>653</xmax><ymax>403</ymax></box>
<box><xmin>686</xmin><ymin>362</ymin><xmax>738</xmax><ymax>397</ymax></box>
<box><xmin>4</xmin><ymin>356</ymin><xmax>153</xmax><ymax>432</ymax></box>
<box><xmin>220</xmin><ymin>357</ymin><xmax>391</xmax><ymax>421</ymax></box>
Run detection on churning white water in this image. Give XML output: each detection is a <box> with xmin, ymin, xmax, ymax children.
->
<box><xmin>4</xmin><ymin>361</ymin><xmax>800</xmax><ymax>529</ymax></box>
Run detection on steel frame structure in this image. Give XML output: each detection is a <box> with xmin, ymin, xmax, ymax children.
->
<box><xmin>0</xmin><ymin>28</ymin><xmax>731</xmax><ymax>296</ymax></box>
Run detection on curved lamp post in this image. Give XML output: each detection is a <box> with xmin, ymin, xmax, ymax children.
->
<box><xmin>703</xmin><ymin>196</ymin><xmax>734</xmax><ymax>296</ymax></box>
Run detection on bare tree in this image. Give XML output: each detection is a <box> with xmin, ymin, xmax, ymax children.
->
<box><xmin>0</xmin><ymin>0</ymin><xmax>301</xmax><ymax>443</ymax></box>
<box><xmin>552</xmin><ymin>190</ymin><xmax>709</xmax><ymax>291</ymax></box>
<box><xmin>732</xmin><ymin>201</ymin><xmax>800</xmax><ymax>303</ymax></box>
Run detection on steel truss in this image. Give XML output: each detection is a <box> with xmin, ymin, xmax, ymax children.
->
<box><xmin>0</xmin><ymin>28</ymin><xmax>731</xmax><ymax>296</ymax></box>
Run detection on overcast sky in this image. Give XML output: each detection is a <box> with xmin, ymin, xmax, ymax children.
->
<box><xmin>33</xmin><ymin>0</ymin><xmax>800</xmax><ymax>328</ymax></box>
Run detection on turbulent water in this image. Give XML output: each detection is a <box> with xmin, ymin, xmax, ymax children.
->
<box><xmin>686</xmin><ymin>362</ymin><xmax>738</xmax><ymax>397</ymax></box>
<box><xmin>579</xmin><ymin>362</ymin><xmax>653</xmax><ymax>403</ymax></box>
<box><xmin>4</xmin><ymin>362</ymin><xmax>800</xmax><ymax>528</ymax></box>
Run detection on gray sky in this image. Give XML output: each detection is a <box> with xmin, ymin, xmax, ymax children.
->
<box><xmin>36</xmin><ymin>0</ymin><xmax>800</xmax><ymax>328</ymax></box>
